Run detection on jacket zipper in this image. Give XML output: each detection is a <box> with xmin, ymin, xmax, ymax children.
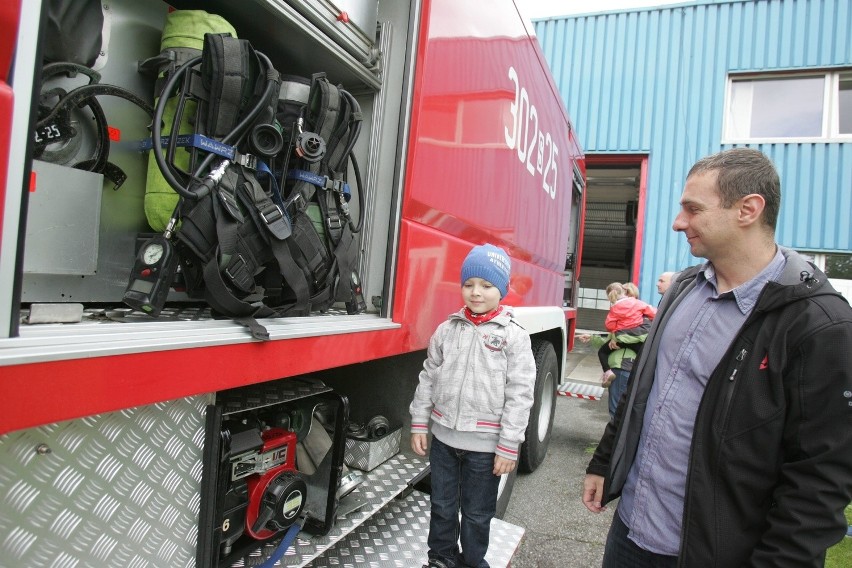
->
<box><xmin>721</xmin><ymin>348</ymin><xmax>748</xmax><ymax>425</ymax></box>
<box><xmin>453</xmin><ymin>322</ymin><xmax>478</xmax><ymax>428</ymax></box>
<box><xmin>679</xmin><ymin>346</ymin><xmax>748</xmax><ymax>566</ymax></box>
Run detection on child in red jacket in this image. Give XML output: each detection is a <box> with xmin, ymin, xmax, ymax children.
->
<box><xmin>598</xmin><ymin>283</ymin><xmax>656</xmax><ymax>385</ymax></box>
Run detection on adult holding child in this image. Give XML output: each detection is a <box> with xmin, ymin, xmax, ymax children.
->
<box><xmin>579</xmin><ymin>282</ymin><xmax>655</xmax><ymax>419</ymax></box>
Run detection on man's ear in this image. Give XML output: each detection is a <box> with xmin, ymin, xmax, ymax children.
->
<box><xmin>738</xmin><ymin>194</ymin><xmax>766</xmax><ymax>226</ymax></box>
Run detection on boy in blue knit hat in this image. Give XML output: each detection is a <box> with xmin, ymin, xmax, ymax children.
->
<box><xmin>410</xmin><ymin>243</ymin><xmax>536</xmax><ymax>568</ymax></box>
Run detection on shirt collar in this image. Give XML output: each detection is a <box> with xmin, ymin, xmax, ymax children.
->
<box><xmin>696</xmin><ymin>247</ymin><xmax>786</xmax><ymax>314</ymax></box>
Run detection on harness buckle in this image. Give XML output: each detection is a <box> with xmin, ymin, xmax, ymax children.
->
<box><xmin>323</xmin><ymin>178</ymin><xmax>347</xmax><ymax>194</ymax></box>
<box><xmin>216</xmin><ymin>185</ymin><xmax>244</xmax><ymax>223</ymax></box>
<box><xmin>224</xmin><ymin>255</ymin><xmax>254</xmax><ymax>293</ymax></box>
<box><xmin>283</xmin><ymin>191</ymin><xmax>304</xmax><ymax>213</ymax></box>
<box><xmin>260</xmin><ymin>203</ymin><xmax>292</xmax><ymax>241</ymax></box>
<box><xmin>261</xmin><ymin>204</ymin><xmax>283</xmax><ymax>224</ymax></box>
<box><xmin>326</xmin><ymin>216</ymin><xmax>343</xmax><ymax>230</ymax></box>
<box><xmin>235</xmin><ymin>152</ymin><xmax>258</xmax><ymax>170</ymax></box>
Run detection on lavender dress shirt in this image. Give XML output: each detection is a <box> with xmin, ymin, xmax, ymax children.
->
<box><xmin>618</xmin><ymin>249</ymin><xmax>785</xmax><ymax>555</ymax></box>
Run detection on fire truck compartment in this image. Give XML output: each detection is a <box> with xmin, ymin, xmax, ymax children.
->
<box><xmin>16</xmin><ymin>0</ymin><xmax>410</xmax><ymax>332</ymax></box>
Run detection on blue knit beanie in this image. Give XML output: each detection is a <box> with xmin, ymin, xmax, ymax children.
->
<box><xmin>460</xmin><ymin>244</ymin><xmax>511</xmax><ymax>298</ymax></box>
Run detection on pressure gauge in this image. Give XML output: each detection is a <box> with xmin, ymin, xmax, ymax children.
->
<box><xmin>123</xmin><ymin>235</ymin><xmax>178</xmax><ymax>317</ymax></box>
<box><xmin>143</xmin><ymin>242</ymin><xmax>164</xmax><ymax>265</ymax></box>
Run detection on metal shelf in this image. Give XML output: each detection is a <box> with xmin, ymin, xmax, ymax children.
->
<box><xmin>5</xmin><ymin>309</ymin><xmax>397</xmax><ymax>366</ymax></box>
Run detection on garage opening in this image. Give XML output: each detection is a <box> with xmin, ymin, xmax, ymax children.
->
<box><xmin>576</xmin><ymin>156</ymin><xmax>647</xmax><ymax>331</ymax></box>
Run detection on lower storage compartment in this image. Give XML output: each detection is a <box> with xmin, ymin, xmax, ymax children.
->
<box><xmin>199</xmin><ymin>378</ymin><xmax>350</xmax><ymax>566</ymax></box>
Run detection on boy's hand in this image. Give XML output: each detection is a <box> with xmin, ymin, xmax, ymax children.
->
<box><xmin>493</xmin><ymin>455</ymin><xmax>516</xmax><ymax>476</ymax></box>
<box><xmin>578</xmin><ymin>334</ymin><xmax>591</xmax><ymax>343</ymax></box>
<box><xmin>411</xmin><ymin>433</ymin><xmax>428</xmax><ymax>456</ymax></box>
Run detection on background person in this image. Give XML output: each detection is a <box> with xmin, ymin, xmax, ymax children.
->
<box><xmin>410</xmin><ymin>243</ymin><xmax>535</xmax><ymax>568</ymax></box>
<box><xmin>582</xmin><ymin>148</ymin><xmax>852</xmax><ymax>567</ymax></box>
<box><xmin>580</xmin><ymin>282</ymin><xmax>655</xmax><ymax>419</ymax></box>
<box><xmin>656</xmin><ymin>271</ymin><xmax>674</xmax><ymax>295</ymax></box>
<box><xmin>622</xmin><ymin>282</ymin><xmax>640</xmax><ymax>299</ymax></box>
<box><xmin>604</xmin><ymin>282</ymin><xmax>656</xmax><ymax>335</ymax></box>
<box><xmin>578</xmin><ymin>326</ymin><xmax>648</xmax><ymax>420</ymax></box>
<box><xmin>600</xmin><ymin>282</ymin><xmax>656</xmax><ymax>382</ymax></box>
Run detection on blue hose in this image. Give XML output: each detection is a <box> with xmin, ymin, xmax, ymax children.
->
<box><xmin>257</xmin><ymin>519</ymin><xmax>304</xmax><ymax>568</ymax></box>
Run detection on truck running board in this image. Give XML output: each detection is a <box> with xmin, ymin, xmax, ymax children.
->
<box><xmin>558</xmin><ymin>381</ymin><xmax>605</xmax><ymax>400</ymax></box>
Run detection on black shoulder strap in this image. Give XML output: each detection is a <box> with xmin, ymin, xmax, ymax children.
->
<box><xmin>201</xmin><ymin>33</ymin><xmax>252</xmax><ymax>139</ymax></box>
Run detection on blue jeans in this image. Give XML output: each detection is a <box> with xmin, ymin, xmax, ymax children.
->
<box><xmin>427</xmin><ymin>437</ymin><xmax>500</xmax><ymax>568</ymax></box>
<box><xmin>603</xmin><ymin>510</ymin><xmax>678</xmax><ymax>568</ymax></box>
<box><xmin>607</xmin><ymin>368</ymin><xmax>631</xmax><ymax>420</ymax></box>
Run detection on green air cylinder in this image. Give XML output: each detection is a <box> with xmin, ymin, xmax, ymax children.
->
<box><xmin>144</xmin><ymin>10</ymin><xmax>237</xmax><ymax>232</ymax></box>
<box><xmin>307</xmin><ymin>202</ymin><xmax>327</xmax><ymax>243</ymax></box>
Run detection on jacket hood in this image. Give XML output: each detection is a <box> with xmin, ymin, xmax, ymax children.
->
<box><xmin>756</xmin><ymin>247</ymin><xmax>843</xmax><ymax>313</ymax></box>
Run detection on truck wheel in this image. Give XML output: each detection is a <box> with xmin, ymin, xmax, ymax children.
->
<box><xmin>518</xmin><ymin>339</ymin><xmax>558</xmax><ymax>473</ymax></box>
<box><xmin>494</xmin><ymin>467</ymin><xmax>517</xmax><ymax>519</ymax></box>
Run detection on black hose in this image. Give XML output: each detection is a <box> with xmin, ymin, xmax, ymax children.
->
<box><xmin>151</xmin><ymin>55</ymin><xmax>202</xmax><ymax>199</ymax></box>
<box><xmin>348</xmin><ymin>152</ymin><xmax>365</xmax><ymax>234</ymax></box>
<box><xmin>151</xmin><ymin>51</ymin><xmax>280</xmax><ymax>200</ymax></box>
<box><xmin>36</xmin><ymin>83</ymin><xmax>154</xmax><ymax>130</ymax></box>
<box><xmin>337</xmin><ymin>89</ymin><xmax>362</xmax><ymax>169</ymax></box>
<box><xmin>335</xmin><ymin>89</ymin><xmax>364</xmax><ymax>234</ymax></box>
<box><xmin>162</xmin><ymin>67</ymin><xmax>197</xmax><ymax>187</ymax></box>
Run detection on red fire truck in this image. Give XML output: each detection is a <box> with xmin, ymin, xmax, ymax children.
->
<box><xmin>0</xmin><ymin>0</ymin><xmax>585</xmax><ymax>565</ymax></box>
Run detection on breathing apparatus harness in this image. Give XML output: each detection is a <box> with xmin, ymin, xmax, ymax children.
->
<box><xmin>128</xmin><ymin>32</ymin><xmax>365</xmax><ymax>339</ymax></box>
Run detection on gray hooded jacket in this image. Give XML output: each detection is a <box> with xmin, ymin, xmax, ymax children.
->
<box><xmin>409</xmin><ymin>306</ymin><xmax>536</xmax><ymax>460</ymax></box>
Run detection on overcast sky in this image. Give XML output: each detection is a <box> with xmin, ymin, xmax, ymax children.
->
<box><xmin>517</xmin><ymin>0</ymin><xmax>688</xmax><ymax>18</ymax></box>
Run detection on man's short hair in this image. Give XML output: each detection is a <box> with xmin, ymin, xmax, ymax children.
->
<box><xmin>687</xmin><ymin>148</ymin><xmax>780</xmax><ymax>230</ymax></box>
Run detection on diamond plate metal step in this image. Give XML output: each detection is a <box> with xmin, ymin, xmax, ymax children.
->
<box><xmin>558</xmin><ymin>380</ymin><xmax>605</xmax><ymax>400</ymax></box>
<box><xmin>227</xmin><ymin>454</ymin><xmax>524</xmax><ymax>567</ymax></box>
<box><xmin>308</xmin><ymin>490</ymin><xmax>524</xmax><ymax>568</ymax></box>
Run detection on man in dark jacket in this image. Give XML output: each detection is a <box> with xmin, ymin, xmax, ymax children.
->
<box><xmin>582</xmin><ymin>148</ymin><xmax>852</xmax><ymax>567</ymax></box>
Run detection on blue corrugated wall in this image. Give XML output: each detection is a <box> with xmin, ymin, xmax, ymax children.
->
<box><xmin>534</xmin><ymin>0</ymin><xmax>852</xmax><ymax>301</ymax></box>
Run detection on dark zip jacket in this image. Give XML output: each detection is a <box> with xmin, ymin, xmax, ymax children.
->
<box><xmin>587</xmin><ymin>248</ymin><xmax>852</xmax><ymax>567</ymax></box>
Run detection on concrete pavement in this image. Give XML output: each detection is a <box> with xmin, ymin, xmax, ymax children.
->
<box><xmin>504</xmin><ymin>335</ymin><xmax>615</xmax><ymax>567</ymax></box>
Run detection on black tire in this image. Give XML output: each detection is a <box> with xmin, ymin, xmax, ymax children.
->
<box><xmin>518</xmin><ymin>339</ymin><xmax>558</xmax><ymax>473</ymax></box>
<box><xmin>494</xmin><ymin>466</ymin><xmax>517</xmax><ymax>519</ymax></box>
